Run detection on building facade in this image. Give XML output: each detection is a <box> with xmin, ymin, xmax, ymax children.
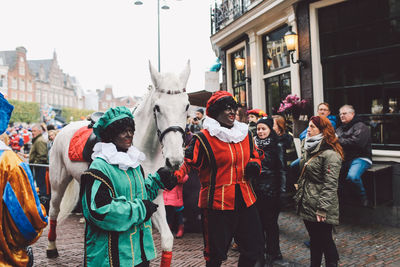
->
<box><xmin>0</xmin><ymin>47</ymin><xmax>36</xmax><ymax>102</ymax></box>
<box><xmin>97</xmin><ymin>86</ymin><xmax>117</xmax><ymax>112</ymax></box>
<box><xmin>209</xmin><ymin>0</ymin><xmax>400</xmax><ymax>161</ymax></box>
<box><xmin>28</xmin><ymin>51</ymin><xmax>78</xmax><ymax>108</ymax></box>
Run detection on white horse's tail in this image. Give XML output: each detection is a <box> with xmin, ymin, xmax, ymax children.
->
<box><xmin>57</xmin><ymin>179</ymin><xmax>80</xmax><ymax>223</ymax></box>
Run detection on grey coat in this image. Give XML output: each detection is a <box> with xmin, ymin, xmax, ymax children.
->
<box><xmin>294</xmin><ymin>139</ymin><xmax>342</xmax><ymax>225</ymax></box>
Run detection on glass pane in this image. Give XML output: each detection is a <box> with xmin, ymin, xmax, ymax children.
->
<box><xmin>264</xmin><ymin>72</ymin><xmax>291</xmax><ymax>115</ymax></box>
<box><xmin>231</xmin><ymin>48</ymin><xmax>247</xmax><ymax>106</ymax></box>
<box><xmin>262</xmin><ymin>25</ymin><xmax>290</xmax><ymax>74</ymax></box>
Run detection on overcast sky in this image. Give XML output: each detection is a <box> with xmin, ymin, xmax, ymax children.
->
<box><xmin>2</xmin><ymin>0</ymin><xmax>217</xmax><ymax>98</ymax></box>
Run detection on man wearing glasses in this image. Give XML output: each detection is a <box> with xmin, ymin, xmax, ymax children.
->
<box><xmin>336</xmin><ymin>104</ymin><xmax>372</xmax><ymax>207</ymax></box>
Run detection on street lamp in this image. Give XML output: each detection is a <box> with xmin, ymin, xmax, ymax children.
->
<box><xmin>134</xmin><ymin>0</ymin><xmax>182</xmax><ymax>72</ymax></box>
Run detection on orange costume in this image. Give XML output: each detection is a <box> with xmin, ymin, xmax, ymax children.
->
<box><xmin>0</xmin><ymin>93</ymin><xmax>48</xmax><ymax>267</ymax></box>
<box><xmin>0</xmin><ymin>148</ymin><xmax>48</xmax><ymax>266</ymax></box>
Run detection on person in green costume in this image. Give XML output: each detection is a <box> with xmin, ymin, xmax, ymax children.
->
<box><xmin>80</xmin><ymin>106</ymin><xmax>177</xmax><ymax>267</ymax></box>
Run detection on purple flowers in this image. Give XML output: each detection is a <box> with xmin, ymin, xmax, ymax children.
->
<box><xmin>277</xmin><ymin>94</ymin><xmax>308</xmax><ymax>119</ymax></box>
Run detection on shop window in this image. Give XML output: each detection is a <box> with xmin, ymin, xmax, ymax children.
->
<box><xmin>319</xmin><ymin>0</ymin><xmax>400</xmax><ymax>150</ymax></box>
<box><xmin>262</xmin><ymin>25</ymin><xmax>290</xmax><ymax>74</ymax></box>
<box><xmin>264</xmin><ymin>72</ymin><xmax>291</xmax><ymax>115</ymax></box>
<box><xmin>231</xmin><ymin>48</ymin><xmax>247</xmax><ymax>106</ymax></box>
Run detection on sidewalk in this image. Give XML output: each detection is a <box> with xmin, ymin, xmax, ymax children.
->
<box><xmin>32</xmin><ymin>209</ymin><xmax>400</xmax><ymax>266</ymax></box>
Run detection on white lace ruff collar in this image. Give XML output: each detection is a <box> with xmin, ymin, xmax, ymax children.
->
<box><xmin>91</xmin><ymin>142</ymin><xmax>146</xmax><ymax>171</ymax></box>
<box><xmin>0</xmin><ymin>140</ymin><xmax>11</xmax><ymax>151</ymax></box>
<box><xmin>203</xmin><ymin>117</ymin><xmax>248</xmax><ymax>143</ymax></box>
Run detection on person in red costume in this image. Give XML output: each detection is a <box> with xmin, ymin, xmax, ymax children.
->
<box><xmin>175</xmin><ymin>91</ymin><xmax>264</xmax><ymax>267</ymax></box>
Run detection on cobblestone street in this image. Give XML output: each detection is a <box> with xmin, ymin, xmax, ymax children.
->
<box><xmin>32</xmin><ymin>209</ymin><xmax>400</xmax><ymax>267</ymax></box>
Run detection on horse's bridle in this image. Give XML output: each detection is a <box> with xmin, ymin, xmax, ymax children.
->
<box><xmin>153</xmin><ymin>106</ymin><xmax>185</xmax><ymax>146</ymax></box>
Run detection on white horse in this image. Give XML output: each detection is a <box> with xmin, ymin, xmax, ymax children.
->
<box><xmin>46</xmin><ymin>61</ymin><xmax>191</xmax><ymax>267</ymax></box>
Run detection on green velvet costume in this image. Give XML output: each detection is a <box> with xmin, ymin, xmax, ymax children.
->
<box><xmin>81</xmin><ymin>157</ymin><xmax>164</xmax><ymax>267</ymax></box>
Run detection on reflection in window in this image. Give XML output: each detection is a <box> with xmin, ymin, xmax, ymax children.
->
<box><xmin>262</xmin><ymin>25</ymin><xmax>290</xmax><ymax>74</ymax></box>
<box><xmin>320</xmin><ymin>0</ymin><xmax>400</xmax><ymax>149</ymax></box>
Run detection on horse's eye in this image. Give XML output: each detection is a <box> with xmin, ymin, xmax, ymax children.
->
<box><xmin>185</xmin><ymin>104</ymin><xmax>189</xmax><ymax>111</ymax></box>
<box><xmin>154</xmin><ymin>105</ymin><xmax>160</xmax><ymax>113</ymax></box>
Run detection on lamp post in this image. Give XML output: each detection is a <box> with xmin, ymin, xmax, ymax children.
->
<box><xmin>134</xmin><ymin>0</ymin><xmax>180</xmax><ymax>72</ymax></box>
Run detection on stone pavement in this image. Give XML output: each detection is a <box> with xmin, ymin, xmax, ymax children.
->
<box><xmin>32</xmin><ymin>209</ymin><xmax>400</xmax><ymax>266</ymax></box>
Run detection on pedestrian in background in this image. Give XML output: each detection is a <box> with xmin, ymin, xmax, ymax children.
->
<box><xmin>164</xmin><ymin>174</ymin><xmax>189</xmax><ymax>238</ymax></box>
<box><xmin>336</xmin><ymin>104</ymin><xmax>372</xmax><ymax>206</ymax></box>
<box><xmin>29</xmin><ymin>124</ymin><xmax>50</xmax><ymax>211</ymax></box>
<box><xmin>235</xmin><ymin>105</ymin><xmax>248</xmax><ymax>123</ymax></box>
<box><xmin>247</xmin><ymin>109</ymin><xmax>267</xmax><ymax>136</ymax></box>
<box><xmin>253</xmin><ymin>116</ymin><xmax>284</xmax><ymax>264</ymax></box>
<box><xmin>80</xmin><ymin>106</ymin><xmax>177</xmax><ymax>267</ymax></box>
<box><xmin>175</xmin><ymin>91</ymin><xmax>264</xmax><ymax>267</ymax></box>
<box><xmin>294</xmin><ymin>116</ymin><xmax>343</xmax><ymax>267</ymax></box>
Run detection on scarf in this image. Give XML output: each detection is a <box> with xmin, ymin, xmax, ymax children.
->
<box><xmin>203</xmin><ymin>116</ymin><xmax>248</xmax><ymax>143</ymax></box>
<box><xmin>91</xmin><ymin>142</ymin><xmax>146</xmax><ymax>171</ymax></box>
<box><xmin>254</xmin><ymin>136</ymin><xmax>271</xmax><ymax>148</ymax></box>
<box><xmin>304</xmin><ymin>133</ymin><xmax>323</xmax><ymax>152</ymax></box>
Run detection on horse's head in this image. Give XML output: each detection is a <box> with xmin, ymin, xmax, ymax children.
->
<box><xmin>149</xmin><ymin>60</ymin><xmax>191</xmax><ymax>170</ymax></box>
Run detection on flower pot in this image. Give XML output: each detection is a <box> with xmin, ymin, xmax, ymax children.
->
<box><xmin>292</xmin><ymin>119</ymin><xmax>308</xmax><ymax>138</ymax></box>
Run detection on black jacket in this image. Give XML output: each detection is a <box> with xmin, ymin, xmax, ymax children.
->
<box><xmin>253</xmin><ymin>132</ymin><xmax>284</xmax><ymax>198</ymax></box>
<box><xmin>336</xmin><ymin>115</ymin><xmax>372</xmax><ymax>162</ymax></box>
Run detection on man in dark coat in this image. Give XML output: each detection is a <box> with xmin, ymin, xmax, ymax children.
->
<box><xmin>336</xmin><ymin>105</ymin><xmax>372</xmax><ymax>206</ymax></box>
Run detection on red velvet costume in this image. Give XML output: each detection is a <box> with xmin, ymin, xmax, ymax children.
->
<box><xmin>175</xmin><ymin>129</ymin><xmax>261</xmax><ymax>210</ymax></box>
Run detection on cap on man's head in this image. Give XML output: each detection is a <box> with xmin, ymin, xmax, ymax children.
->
<box><xmin>0</xmin><ymin>93</ymin><xmax>14</xmax><ymax>135</ymax></box>
<box><xmin>196</xmin><ymin>108</ymin><xmax>204</xmax><ymax>115</ymax></box>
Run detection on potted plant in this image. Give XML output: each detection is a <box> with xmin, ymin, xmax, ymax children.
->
<box><xmin>277</xmin><ymin>94</ymin><xmax>309</xmax><ymax>138</ymax></box>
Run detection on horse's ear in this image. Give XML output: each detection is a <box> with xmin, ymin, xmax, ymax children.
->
<box><xmin>149</xmin><ymin>60</ymin><xmax>161</xmax><ymax>89</ymax></box>
<box><xmin>179</xmin><ymin>60</ymin><xmax>191</xmax><ymax>86</ymax></box>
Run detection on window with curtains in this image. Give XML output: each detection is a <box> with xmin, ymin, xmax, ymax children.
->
<box><xmin>319</xmin><ymin>0</ymin><xmax>400</xmax><ymax>149</ymax></box>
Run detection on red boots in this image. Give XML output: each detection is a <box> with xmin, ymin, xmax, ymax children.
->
<box><xmin>175</xmin><ymin>224</ymin><xmax>184</xmax><ymax>238</ymax></box>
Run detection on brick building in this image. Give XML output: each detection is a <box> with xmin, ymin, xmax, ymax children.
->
<box><xmin>0</xmin><ymin>47</ymin><xmax>80</xmax><ymax>109</ymax></box>
<box><xmin>0</xmin><ymin>47</ymin><xmax>36</xmax><ymax>102</ymax></box>
<box><xmin>97</xmin><ymin>86</ymin><xmax>116</xmax><ymax>112</ymax></box>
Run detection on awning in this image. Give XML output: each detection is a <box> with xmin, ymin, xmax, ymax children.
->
<box><xmin>188</xmin><ymin>90</ymin><xmax>213</xmax><ymax>107</ymax></box>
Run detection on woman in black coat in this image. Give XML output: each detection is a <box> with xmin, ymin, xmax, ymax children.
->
<box><xmin>253</xmin><ymin>116</ymin><xmax>284</xmax><ymax>264</ymax></box>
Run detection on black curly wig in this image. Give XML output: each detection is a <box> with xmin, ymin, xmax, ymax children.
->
<box><xmin>207</xmin><ymin>96</ymin><xmax>238</xmax><ymax>119</ymax></box>
<box><xmin>100</xmin><ymin>117</ymin><xmax>135</xmax><ymax>143</ymax></box>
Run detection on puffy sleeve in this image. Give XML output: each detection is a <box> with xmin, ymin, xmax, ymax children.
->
<box><xmin>144</xmin><ymin>171</ymin><xmax>165</xmax><ymax>201</ymax></box>
<box><xmin>81</xmin><ymin>169</ymin><xmax>148</xmax><ymax>232</ymax></box>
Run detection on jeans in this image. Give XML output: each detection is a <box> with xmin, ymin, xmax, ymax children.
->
<box><xmin>346</xmin><ymin>158</ymin><xmax>371</xmax><ymax>199</ymax></box>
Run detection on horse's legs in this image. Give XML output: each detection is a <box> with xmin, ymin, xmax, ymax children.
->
<box><xmin>152</xmin><ymin>191</ymin><xmax>174</xmax><ymax>267</ymax></box>
<box><xmin>47</xmin><ymin>165</ymin><xmax>72</xmax><ymax>258</ymax></box>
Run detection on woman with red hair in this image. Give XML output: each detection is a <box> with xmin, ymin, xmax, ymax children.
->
<box><xmin>294</xmin><ymin>116</ymin><xmax>343</xmax><ymax>267</ymax></box>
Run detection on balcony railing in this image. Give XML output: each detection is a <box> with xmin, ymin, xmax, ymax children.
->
<box><xmin>210</xmin><ymin>0</ymin><xmax>254</xmax><ymax>35</ymax></box>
